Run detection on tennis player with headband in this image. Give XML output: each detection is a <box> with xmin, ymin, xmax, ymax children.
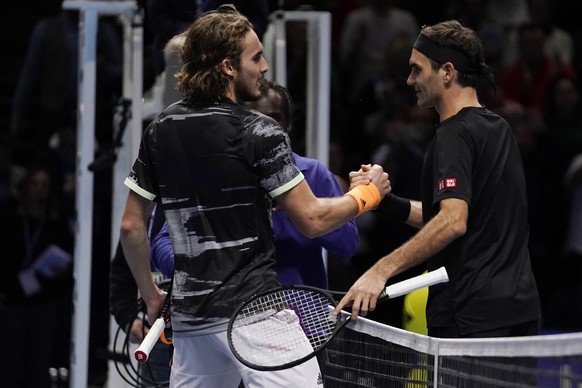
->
<box><xmin>336</xmin><ymin>20</ymin><xmax>541</xmax><ymax>339</ymax></box>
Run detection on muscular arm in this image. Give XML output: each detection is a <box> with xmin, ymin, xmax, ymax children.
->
<box><xmin>335</xmin><ymin>197</ymin><xmax>468</xmax><ymax>319</ymax></box>
<box><xmin>407</xmin><ymin>199</ymin><xmax>424</xmax><ymax>228</ymax></box>
<box><xmin>276</xmin><ymin>165</ymin><xmax>390</xmax><ymax>239</ymax></box>
<box><xmin>120</xmin><ymin>191</ymin><xmax>165</xmax><ymax>324</ymax></box>
<box><xmin>276</xmin><ymin>180</ymin><xmax>359</xmax><ymax>238</ymax></box>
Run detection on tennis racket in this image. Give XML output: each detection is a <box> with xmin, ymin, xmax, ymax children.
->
<box><xmin>227</xmin><ymin>266</ymin><xmax>448</xmax><ymax>371</ymax></box>
<box><xmin>134</xmin><ymin>286</ymin><xmax>172</xmax><ymax>363</ymax></box>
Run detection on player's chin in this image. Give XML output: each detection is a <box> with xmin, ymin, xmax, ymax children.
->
<box><xmin>254</xmin><ymin>83</ymin><xmax>263</xmax><ymax>97</ymax></box>
<box><xmin>253</xmin><ymin>89</ymin><xmax>262</xmax><ymax>100</ymax></box>
<box><xmin>245</xmin><ymin>84</ymin><xmax>261</xmax><ymax>101</ymax></box>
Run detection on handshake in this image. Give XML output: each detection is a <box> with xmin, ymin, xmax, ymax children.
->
<box><xmin>18</xmin><ymin>244</ymin><xmax>72</xmax><ymax>296</ymax></box>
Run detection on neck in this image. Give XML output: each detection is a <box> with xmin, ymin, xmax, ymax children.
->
<box><xmin>225</xmin><ymin>85</ymin><xmax>237</xmax><ymax>103</ymax></box>
<box><xmin>437</xmin><ymin>87</ymin><xmax>480</xmax><ymax>122</ymax></box>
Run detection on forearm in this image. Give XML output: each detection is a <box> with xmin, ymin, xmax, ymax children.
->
<box><xmin>294</xmin><ymin>195</ymin><xmax>359</xmax><ymax>239</ymax></box>
<box><xmin>406</xmin><ymin>200</ymin><xmax>424</xmax><ymax>228</ymax></box>
<box><xmin>373</xmin><ymin>212</ymin><xmax>460</xmax><ymax>280</ymax></box>
<box><xmin>120</xmin><ymin>227</ymin><xmax>157</xmax><ymax>299</ymax></box>
<box><xmin>280</xmin><ymin>167</ymin><xmax>387</xmax><ymax>238</ymax></box>
<box><xmin>373</xmin><ymin>200</ymin><xmax>467</xmax><ymax>280</ymax></box>
<box><xmin>120</xmin><ymin>192</ymin><xmax>158</xmax><ymax>301</ymax></box>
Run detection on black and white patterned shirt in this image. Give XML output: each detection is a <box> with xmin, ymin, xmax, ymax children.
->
<box><xmin>125</xmin><ymin>98</ymin><xmax>304</xmax><ymax>336</ymax></box>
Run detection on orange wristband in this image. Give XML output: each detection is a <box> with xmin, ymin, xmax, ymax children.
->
<box><xmin>345</xmin><ymin>183</ymin><xmax>381</xmax><ymax>216</ymax></box>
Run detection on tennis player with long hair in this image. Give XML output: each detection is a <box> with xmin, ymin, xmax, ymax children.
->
<box><xmin>119</xmin><ymin>4</ymin><xmax>390</xmax><ymax>387</ymax></box>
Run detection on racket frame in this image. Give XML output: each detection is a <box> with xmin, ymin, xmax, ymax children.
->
<box><xmin>227</xmin><ymin>284</ymin><xmax>348</xmax><ymax>371</ymax></box>
<box><xmin>227</xmin><ymin>267</ymin><xmax>449</xmax><ymax>371</ymax></box>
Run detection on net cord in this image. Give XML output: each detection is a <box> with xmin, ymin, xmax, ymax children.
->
<box><xmin>348</xmin><ymin>316</ymin><xmax>582</xmax><ymax>358</ymax></box>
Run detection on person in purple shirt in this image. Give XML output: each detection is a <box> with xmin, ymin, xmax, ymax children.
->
<box><xmin>150</xmin><ymin>79</ymin><xmax>360</xmax><ymax>288</ymax></box>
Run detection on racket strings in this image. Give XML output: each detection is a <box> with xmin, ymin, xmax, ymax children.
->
<box><xmin>230</xmin><ymin>288</ymin><xmax>340</xmax><ymax>368</ymax></box>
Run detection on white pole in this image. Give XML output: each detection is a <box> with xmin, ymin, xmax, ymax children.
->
<box><xmin>267</xmin><ymin>10</ymin><xmax>332</xmax><ymax>275</ymax></box>
<box><xmin>110</xmin><ymin>5</ymin><xmax>143</xmax><ymax>259</ymax></box>
<box><xmin>269</xmin><ymin>11</ymin><xmax>331</xmax><ymax>164</ymax></box>
<box><xmin>305</xmin><ymin>11</ymin><xmax>330</xmax><ymax>165</ymax></box>
<box><xmin>273</xmin><ymin>10</ymin><xmax>287</xmax><ymax>87</ymax></box>
<box><xmin>68</xmin><ymin>7</ymin><xmax>97</xmax><ymax>388</ymax></box>
<box><xmin>62</xmin><ymin>2</ymin><xmax>138</xmax><ymax>387</ymax></box>
<box><xmin>131</xmin><ymin>11</ymin><xmax>144</xmax><ymax>163</ymax></box>
<box><xmin>108</xmin><ymin>7</ymin><xmax>142</xmax><ymax>388</ymax></box>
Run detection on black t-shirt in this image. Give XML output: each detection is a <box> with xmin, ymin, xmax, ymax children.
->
<box><xmin>125</xmin><ymin>99</ymin><xmax>304</xmax><ymax>335</ymax></box>
<box><xmin>421</xmin><ymin>107</ymin><xmax>540</xmax><ymax>335</ymax></box>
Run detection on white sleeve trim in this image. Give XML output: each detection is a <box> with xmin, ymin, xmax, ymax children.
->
<box><xmin>124</xmin><ymin>177</ymin><xmax>157</xmax><ymax>201</ymax></box>
<box><xmin>269</xmin><ymin>172</ymin><xmax>304</xmax><ymax>198</ymax></box>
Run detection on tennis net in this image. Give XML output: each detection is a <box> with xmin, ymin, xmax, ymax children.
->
<box><xmin>325</xmin><ymin>317</ymin><xmax>582</xmax><ymax>387</ymax></box>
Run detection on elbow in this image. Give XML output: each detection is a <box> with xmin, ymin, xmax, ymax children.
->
<box><xmin>295</xmin><ymin>217</ymin><xmax>330</xmax><ymax>239</ymax></box>
<box><xmin>120</xmin><ymin>217</ymin><xmax>141</xmax><ymax>243</ymax></box>
<box><xmin>449</xmin><ymin>218</ymin><xmax>467</xmax><ymax>238</ymax></box>
<box><xmin>120</xmin><ymin>219</ymin><xmax>133</xmax><ymax>240</ymax></box>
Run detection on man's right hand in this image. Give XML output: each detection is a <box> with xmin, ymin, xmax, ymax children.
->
<box><xmin>144</xmin><ymin>288</ymin><xmax>168</xmax><ymax>326</ymax></box>
<box><xmin>350</xmin><ymin>164</ymin><xmax>391</xmax><ymax>201</ymax></box>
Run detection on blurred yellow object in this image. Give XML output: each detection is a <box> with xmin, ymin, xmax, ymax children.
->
<box><xmin>402</xmin><ymin>273</ymin><xmax>428</xmax><ymax>335</ymax></box>
<box><xmin>405</xmin><ymin>365</ymin><xmax>429</xmax><ymax>387</ymax></box>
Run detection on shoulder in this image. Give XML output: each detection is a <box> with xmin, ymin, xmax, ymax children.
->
<box><xmin>238</xmin><ymin>106</ymin><xmax>287</xmax><ymax>136</ymax></box>
<box><xmin>439</xmin><ymin>107</ymin><xmax>509</xmax><ymax>143</ymax></box>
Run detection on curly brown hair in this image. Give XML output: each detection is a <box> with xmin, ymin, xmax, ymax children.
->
<box><xmin>175</xmin><ymin>4</ymin><xmax>253</xmax><ymax>99</ymax></box>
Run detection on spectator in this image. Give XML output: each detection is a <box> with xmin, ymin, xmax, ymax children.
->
<box><xmin>338</xmin><ymin>0</ymin><xmax>419</xmax><ymax>156</ymax></box>
<box><xmin>528</xmin><ymin>0</ymin><xmax>574</xmax><ymax>66</ymax></box>
<box><xmin>0</xmin><ymin>164</ymin><xmax>74</xmax><ymax>387</ymax></box>
<box><xmin>498</xmin><ymin>22</ymin><xmax>576</xmax><ymax>114</ymax></box>
<box><xmin>9</xmin><ymin>7</ymin><xmax>122</xmax><ymax>167</ymax></box>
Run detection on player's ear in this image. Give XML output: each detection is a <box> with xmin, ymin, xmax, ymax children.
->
<box><xmin>442</xmin><ymin>62</ymin><xmax>455</xmax><ymax>82</ymax></box>
<box><xmin>220</xmin><ymin>57</ymin><xmax>235</xmax><ymax>78</ymax></box>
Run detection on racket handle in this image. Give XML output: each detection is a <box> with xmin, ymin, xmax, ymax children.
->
<box><xmin>383</xmin><ymin>266</ymin><xmax>449</xmax><ymax>298</ymax></box>
<box><xmin>134</xmin><ymin>318</ymin><xmax>165</xmax><ymax>363</ymax></box>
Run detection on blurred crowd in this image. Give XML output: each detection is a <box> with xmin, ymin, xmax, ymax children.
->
<box><xmin>1</xmin><ymin>0</ymin><xmax>581</xmax><ymax>386</ymax></box>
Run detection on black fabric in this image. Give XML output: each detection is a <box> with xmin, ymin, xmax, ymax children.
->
<box><xmin>374</xmin><ymin>194</ymin><xmax>411</xmax><ymax>223</ymax></box>
<box><xmin>128</xmin><ymin>99</ymin><xmax>300</xmax><ymax>334</ymax></box>
<box><xmin>413</xmin><ymin>33</ymin><xmax>481</xmax><ymax>74</ymax></box>
<box><xmin>421</xmin><ymin>107</ymin><xmax>540</xmax><ymax>336</ymax></box>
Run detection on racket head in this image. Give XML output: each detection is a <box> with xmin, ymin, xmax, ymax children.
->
<box><xmin>227</xmin><ymin>285</ymin><xmax>349</xmax><ymax>371</ymax></box>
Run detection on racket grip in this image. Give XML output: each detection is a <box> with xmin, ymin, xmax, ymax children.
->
<box><xmin>383</xmin><ymin>266</ymin><xmax>449</xmax><ymax>298</ymax></box>
<box><xmin>134</xmin><ymin>318</ymin><xmax>165</xmax><ymax>363</ymax></box>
